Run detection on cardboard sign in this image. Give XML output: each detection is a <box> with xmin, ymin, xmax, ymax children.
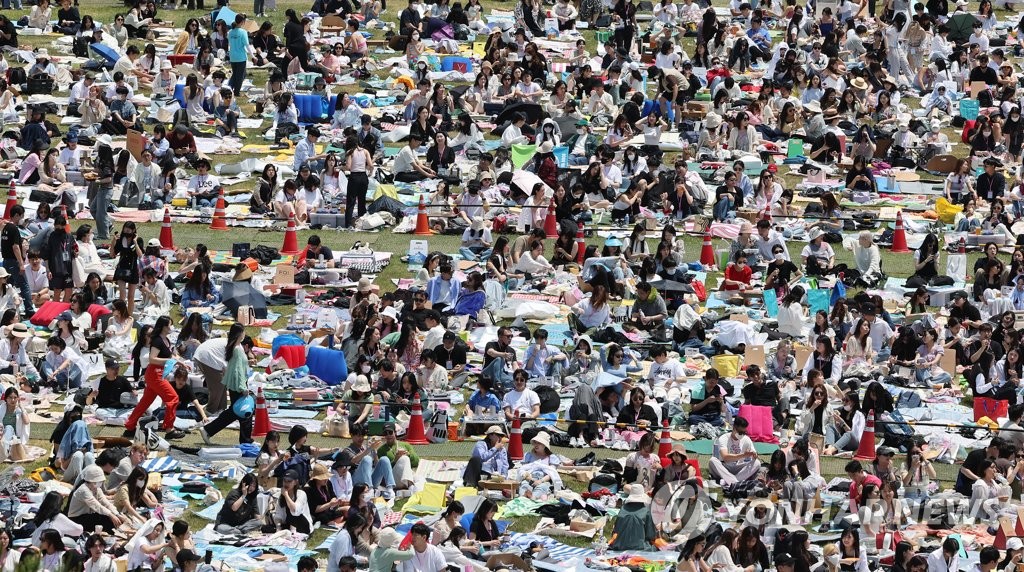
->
<box><xmin>274</xmin><ymin>263</ymin><xmax>296</xmax><ymax>285</ymax></box>
<box><xmin>971</xmin><ymin>81</ymin><xmax>988</xmax><ymax>100</ymax></box>
<box><xmin>126</xmin><ymin>129</ymin><xmax>147</xmax><ymax>162</ymax></box>
<box><xmin>745</xmin><ymin>345</ymin><xmax>766</xmax><ymax>369</ymax></box>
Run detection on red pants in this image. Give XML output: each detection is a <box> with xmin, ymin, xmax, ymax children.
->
<box><xmin>125</xmin><ymin>364</ymin><xmax>179</xmax><ymax>431</ymax></box>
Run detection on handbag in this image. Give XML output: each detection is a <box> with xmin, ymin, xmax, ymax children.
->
<box><xmin>974</xmin><ymin>396</ymin><xmax>1009</xmax><ymax>422</ymax></box>
<box><xmin>876</xmin><ymin>531</ymin><xmax>903</xmax><ymax>565</ymax></box>
<box><xmin>323</xmin><ymin>413</ymin><xmax>350</xmax><ymax>438</ymax></box>
<box><xmin>237</xmin><ymin>305</ymin><xmax>255</xmax><ymax>326</ymax></box>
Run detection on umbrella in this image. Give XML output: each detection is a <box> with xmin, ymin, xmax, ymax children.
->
<box><xmin>89</xmin><ymin>43</ymin><xmax>119</xmax><ymax>68</ymax></box>
<box><xmin>946</xmin><ymin>13</ymin><xmax>979</xmax><ymax>44</ymax></box>
<box><xmin>220</xmin><ymin>280</ymin><xmax>268</xmax><ymax>319</ymax></box>
<box><xmin>494</xmin><ymin>102</ymin><xmax>543</xmax><ymax>126</ymax></box>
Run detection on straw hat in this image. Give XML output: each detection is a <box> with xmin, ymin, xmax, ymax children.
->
<box><xmin>531</xmin><ymin>431</ymin><xmax>552</xmax><ymax>453</ymax></box>
<box><xmin>850</xmin><ymin>77</ymin><xmax>868</xmax><ymax>90</ymax></box>
<box><xmin>538</xmin><ymin>141</ymin><xmax>554</xmax><ymax>154</ymax></box>
<box><xmin>8</xmin><ymin>323</ymin><xmax>31</xmax><ymax>339</ymax></box>
<box><xmin>667</xmin><ymin>443</ymin><xmax>687</xmax><ymax>461</ymax></box>
<box><xmin>309</xmin><ymin>463</ymin><xmax>330</xmax><ymax>481</ymax></box>
<box><xmin>471</xmin><ymin>218</ymin><xmax>485</xmax><ymax>231</ymax></box>
<box><xmin>705</xmin><ymin>113</ymin><xmax>723</xmax><ymax>129</ymax></box>
<box><xmin>739</xmin><ymin>221</ymin><xmax>754</xmax><ymax>235</ymax></box>
<box><xmin>36</xmin><ymin>48</ymin><xmax>49</xmax><ymax>59</ymax></box>
<box><xmin>486</xmin><ymin>425</ymin><xmax>507</xmax><ymax>437</ymax></box>
<box><xmin>0</xmin><ymin>268</ymin><xmax>10</xmax><ymax>280</ymax></box>
<box><xmin>803</xmin><ymin>101</ymin><xmax>822</xmax><ymax>114</ymax></box>
<box><xmin>624</xmin><ymin>483</ymin><xmax>650</xmax><ymax>505</ymax></box>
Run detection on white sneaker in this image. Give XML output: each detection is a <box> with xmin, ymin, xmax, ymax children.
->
<box><xmin>199</xmin><ymin>427</ymin><xmax>212</xmax><ymax>445</ymax></box>
<box><xmin>571</xmin><ymin>437</ymin><xmax>581</xmax><ymax>447</ymax></box>
<box><xmin>382</xmin><ymin>487</ymin><xmax>395</xmax><ymax>501</ymax></box>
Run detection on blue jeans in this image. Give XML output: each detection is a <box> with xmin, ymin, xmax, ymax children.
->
<box><xmin>688</xmin><ymin>412</ymin><xmax>724</xmax><ymax>427</ymax></box>
<box><xmin>482</xmin><ymin>357</ymin><xmax>513</xmax><ymax>392</ymax></box>
<box><xmin>41</xmin><ymin>362</ymin><xmax>82</xmax><ymax>391</ymax></box>
<box><xmin>89</xmin><ymin>186</ymin><xmax>113</xmax><ymax>240</ymax></box>
<box><xmin>713</xmin><ymin>197</ymin><xmax>734</xmax><ymax>222</ymax></box>
<box><xmin>2</xmin><ymin>0</ymin><xmax>22</xmax><ymax>8</ymax></box>
<box><xmin>956</xmin><ymin>218</ymin><xmax>981</xmax><ymax>232</ymax></box>
<box><xmin>353</xmin><ymin>455</ymin><xmax>396</xmax><ymax>489</ymax></box>
<box><xmin>828</xmin><ymin>425</ymin><xmax>859</xmax><ymax>451</ymax></box>
<box><xmin>459</xmin><ymin>247</ymin><xmax>492</xmax><ymax>262</ymax></box>
<box><xmin>915</xmin><ymin>368</ymin><xmax>952</xmax><ymax>385</ymax></box>
<box><xmin>3</xmin><ymin>259</ymin><xmax>32</xmax><ymax>315</ymax></box>
<box><xmin>198</xmin><ymin>197</ymin><xmax>215</xmax><ymax>208</ymax></box>
<box><xmin>568</xmin><ymin>155</ymin><xmax>590</xmax><ymax>166</ymax></box>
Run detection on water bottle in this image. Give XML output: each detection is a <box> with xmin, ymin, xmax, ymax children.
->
<box><xmin>594</xmin><ymin>532</ymin><xmax>607</xmax><ymax>556</ymax></box>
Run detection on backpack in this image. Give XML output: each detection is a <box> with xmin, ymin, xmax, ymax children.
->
<box><xmin>536</xmin><ymin>385</ymin><xmax>560</xmax><ymax>414</ymax></box>
<box><xmin>588</xmin><ymin>472</ymin><xmax>621</xmax><ymax>494</ymax></box>
<box><xmin>273</xmin><ymin>452</ymin><xmax>311</xmax><ymax>486</ymax></box>
<box><xmin>249</xmin><ymin>244</ymin><xmax>280</xmax><ymax>266</ymax></box>
<box><xmin>7</xmin><ymin>67</ymin><xmax>25</xmax><ymax>87</ymax></box>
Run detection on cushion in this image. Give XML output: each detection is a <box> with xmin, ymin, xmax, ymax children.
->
<box><xmin>738</xmin><ymin>404</ymin><xmax>778</xmax><ymax>444</ymax></box>
<box><xmin>273</xmin><ymin>344</ymin><xmax>306</xmax><ymax>369</ymax></box>
<box><xmin>306</xmin><ymin>346</ymin><xmax>347</xmax><ymax>386</ymax></box>
<box><xmin>30</xmin><ymin>301</ymin><xmax>70</xmax><ymax>327</ymax></box>
<box><xmin>293</xmin><ymin>94</ymin><xmax>338</xmax><ymax>123</ymax></box>
<box><xmin>86</xmin><ymin>304</ymin><xmax>112</xmax><ymax>329</ymax></box>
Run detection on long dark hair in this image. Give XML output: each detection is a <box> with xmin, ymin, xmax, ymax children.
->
<box><xmin>33</xmin><ymin>492</ymin><xmax>63</xmax><ymax>526</ymax></box>
<box><xmin>258</xmin><ymin>430</ymin><xmax>280</xmax><ymax>456</ymax></box>
<box><xmin>224</xmin><ymin>322</ymin><xmax>245</xmax><ymax>361</ymax></box>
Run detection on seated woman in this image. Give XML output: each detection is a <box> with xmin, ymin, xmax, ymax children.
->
<box><xmin>615</xmin><ymin>387</ymin><xmax>659</xmax><ymax>447</ymax></box>
<box><xmin>722</xmin><ymin>251</ymin><xmax>762</xmax><ymax>295</ymax></box>
<box><xmin>609</xmin><ymin>484</ymin><xmax>656</xmax><ymax>551</ymax></box>
<box><xmin>305</xmin><ymin>464</ymin><xmax>345</xmax><ymax>525</ymax></box>
<box><xmin>273</xmin><ymin>179</ymin><xmax>309</xmax><ymax>224</ymax></box>
<box><xmin>68</xmin><ymin>465</ymin><xmax>123</xmax><ymax>532</ymax></box>
<box><xmin>180</xmin><ymin>267</ymin><xmax>220</xmax><ymax>311</ymax></box>
<box><xmin>467</xmin><ymin>499</ymin><xmax>505</xmax><ymax>556</ymax></box>
<box><xmin>518</xmin><ymin>432</ymin><xmax>568</xmax><ymax>499</ymax></box>
<box><xmin>462</xmin><ymin>425</ymin><xmax>509</xmax><ymax>487</ymax></box>
<box><xmin>513</xmin><ymin>240</ymin><xmax>554</xmax><ymax>275</ymax></box>
<box><xmin>459</xmin><ymin>220</ymin><xmax>492</xmax><ymax>262</ymax></box>
<box><xmin>622</xmin><ymin>431</ymin><xmax>662</xmax><ymax>489</ymax></box>
<box><xmin>32</xmin><ymin>493</ymin><xmax>82</xmax><ymax>549</ymax></box>
<box><xmin>113</xmin><ymin>466</ymin><xmax>158</xmax><ymax>526</ymax></box>
<box><xmin>216</xmin><ymin>474</ymin><xmax>262</xmax><ymax>534</ymax></box>
<box><xmin>452</xmin><ymin>271</ymin><xmax>486</xmax><ymax>320</ymax></box>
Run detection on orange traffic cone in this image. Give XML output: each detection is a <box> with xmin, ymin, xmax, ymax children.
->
<box><xmin>854</xmin><ymin>409</ymin><xmax>877</xmax><ymax>460</ymax></box>
<box><xmin>575</xmin><ymin>222</ymin><xmax>586</xmax><ymax>264</ymax></box>
<box><xmin>2</xmin><ymin>180</ymin><xmax>15</xmax><ymax>220</ymax></box>
<box><xmin>252</xmin><ymin>386</ymin><xmax>269</xmax><ymax>438</ymax></box>
<box><xmin>761</xmin><ymin>208</ymin><xmax>772</xmax><ymax>224</ymax></box>
<box><xmin>891</xmin><ymin>211</ymin><xmax>909</xmax><ymax>253</ymax></box>
<box><xmin>958</xmin><ymin>236</ymin><xmax>966</xmax><ymax>254</ymax></box>
<box><xmin>543</xmin><ymin>199</ymin><xmax>558</xmax><ymax>239</ymax></box>
<box><xmin>209</xmin><ymin>188</ymin><xmax>228</xmax><ymax>231</ymax></box>
<box><xmin>658</xmin><ymin>419</ymin><xmax>672</xmax><ymax>468</ymax></box>
<box><xmin>159</xmin><ymin>206</ymin><xmax>174</xmax><ymax>249</ymax></box>
<box><xmin>414</xmin><ymin>196</ymin><xmax>431</xmax><ymax>236</ymax></box>
<box><xmin>508</xmin><ymin>413</ymin><xmax>524</xmax><ymax>461</ymax></box>
<box><xmin>404</xmin><ymin>392</ymin><xmax>429</xmax><ymax>445</ymax></box>
<box><xmin>699</xmin><ymin>230</ymin><xmax>715</xmax><ymax>267</ymax></box>
<box><xmin>280</xmin><ymin>212</ymin><xmax>300</xmax><ymax>255</ymax></box>
<box><xmin>60</xmin><ymin>205</ymin><xmax>70</xmax><ymax>233</ymax></box>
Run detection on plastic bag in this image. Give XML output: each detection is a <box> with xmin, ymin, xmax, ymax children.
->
<box><xmin>935</xmin><ymin>197</ymin><xmax>963</xmax><ymax>224</ymax></box>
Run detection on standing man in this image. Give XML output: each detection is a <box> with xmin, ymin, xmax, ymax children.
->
<box><xmin>227</xmin><ymin>14</ymin><xmax>249</xmax><ymax>97</ymax></box>
<box><xmin>193</xmin><ymin>334</ymin><xmax>255</xmax><ymax>415</ymax></box>
<box><xmin>1</xmin><ymin>205</ymin><xmax>31</xmax><ymax>316</ymax></box>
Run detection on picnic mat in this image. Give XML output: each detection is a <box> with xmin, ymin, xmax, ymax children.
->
<box><xmin>684</xmin><ymin>439</ymin><xmax>779</xmax><ymax>455</ymax></box>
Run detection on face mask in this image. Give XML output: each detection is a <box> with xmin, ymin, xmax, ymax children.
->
<box><xmin>843</xmin><ymin>404</ymin><xmax>852</xmax><ymax>411</ymax></box>
<box><xmin>1013</xmin><ymin>115</ymin><xmax>1020</xmax><ymax>121</ymax></box>
<box><xmin>826</xmin><ymin>555</ymin><xmax>840</xmax><ymax>567</ymax></box>
<box><xmin>524</xmin><ymin>55</ymin><xmax>532</xmax><ymax>60</ymax></box>
<box><xmin>626</xmin><ymin>154</ymin><xmax>635</xmax><ymax>160</ymax></box>
<box><xmin>362</xmin><ymin>492</ymin><xmax>371</xmax><ymax>503</ymax></box>
<box><xmin>985</xmin><ymin>130</ymin><xmax>992</xmax><ymax>136</ymax></box>
<box><xmin>137</xmin><ymin>479</ymin><xmax>146</xmax><ymax>487</ymax></box>
<box><xmin>899</xmin><ymin>126</ymin><xmax>908</xmax><ymax>132</ymax></box>
<box><xmin>775</xmin><ymin>253</ymin><xmax>785</xmax><ymax>261</ymax></box>
<box><xmin>577</xmin><ymin>128</ymin><xmax>585</xmax><ymax>135</ymax></box>
<box><xmin>361</xmin><ymin>365</ymin><xmax>371</xmax><ymax>373</ymax></box>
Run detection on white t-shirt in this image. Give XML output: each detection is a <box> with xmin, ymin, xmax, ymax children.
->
<box><xmin>398</xmin><ymin>544</ymin><xmax>447</xmax><ymax>572</ymax></box>
<box><xmin>648</xmin><ymin>359</ymin><xmax>685</xmax><ymax>386</ymax></box>
<box><xmin>716</xmin><ymin>432</ymin><xmax>755</xmax><ymax>459</ymax></box>
<box><xmin>193</xmin><ymin>338</ymin><xmax>229</xmax><ymax>370</ymax></box>
<box><xmin>188</xmin><ymin>173</ymin><xmax>219</xmax><ymax>195</ymax></box>
<box><xmin>394</xmin><ymin>146</ymin><xmax>418</xmax><ymax>174</ymax></box>
<box><xmin>502</xmin><ymin>388</ymin><xmax>540</xmax><ymax>416</ymax></box>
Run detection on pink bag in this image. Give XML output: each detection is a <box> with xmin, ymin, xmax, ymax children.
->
<box><xmin>738</xmin><ymin>404</ymin><xmax>779</xmax><ymax>444</ymax></box>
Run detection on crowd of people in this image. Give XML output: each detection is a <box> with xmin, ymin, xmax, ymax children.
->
<box><xmin>0</xmin><ymin>0</ymin><xmax>1023</xmax><ymax>567</ymax></box>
